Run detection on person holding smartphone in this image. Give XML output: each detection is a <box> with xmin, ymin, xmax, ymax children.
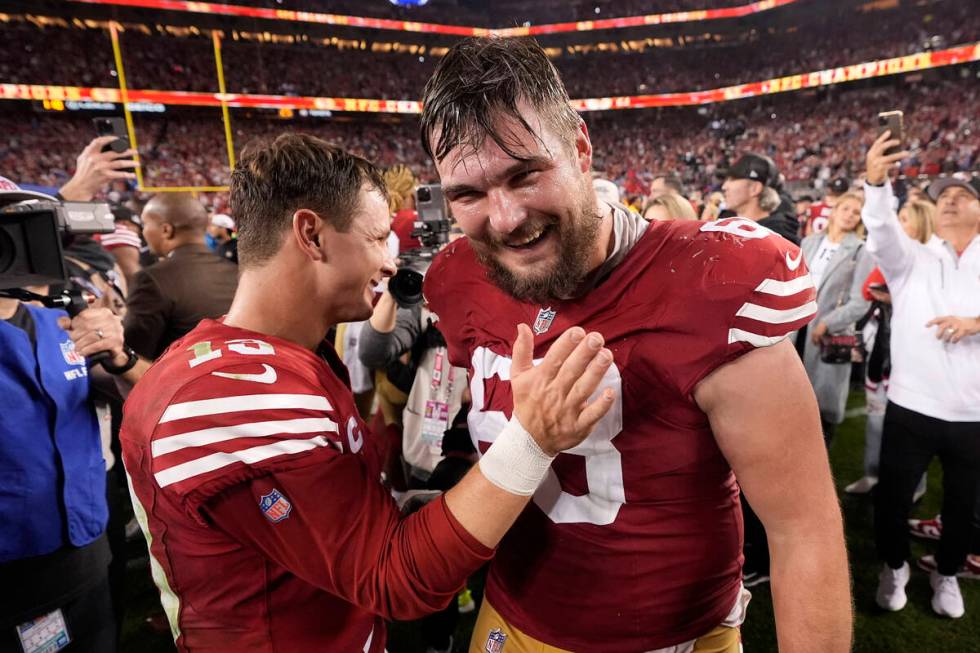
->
<box><xmin>845</xmin><ymin>199</ymin><xmax>935</xmax><ymax>496</ymax></box>
<box><xmin>864</xmin><ymin>129</ymin><xmax>980</xmax><ymax>619</ymax></box>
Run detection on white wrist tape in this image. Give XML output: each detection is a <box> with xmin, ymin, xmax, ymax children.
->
<box><xmin>479</xmin><ymin>416</ymin><xmax>556</xmax><ymax>496</ymax></box>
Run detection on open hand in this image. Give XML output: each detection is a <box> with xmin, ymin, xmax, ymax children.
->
<box><xmin>510</xmin><ymin>324</ymin><xmax>615</xmax><ymax>456</ymax></box>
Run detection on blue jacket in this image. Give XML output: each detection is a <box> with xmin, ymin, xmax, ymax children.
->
<box><xmin>0</xmin><ymin>305</ymin><xmax>107</xmax><ymax>562</ymax></box>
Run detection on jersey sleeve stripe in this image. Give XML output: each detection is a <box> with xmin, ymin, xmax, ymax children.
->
<box><xmin>160</xmin><ymin>394</ymin><xmax>332</xmax><ymax>423</ymax></box>
<box><xmin>754</xmin><ymin>275</ymin><xmax>815</xmax><ymax>297</ymax></box>
<box><xmin>728</xmin><ymin>328</ymin><xmax>790</xmax><ymax>347</ymax></box>
<box><xmin>152</xmin><ymin>417</ymin><xmax>339</xmax><ymax>457</ymax></box>
<box><xmin>154</xmin><ymin>435</ymin><xmax>332</xmax><ymax>488</ymax></box>
<box><xmin>735</xmin><ymin>300</ymin><xmax>818</xmax><ymax>324</ymax></box>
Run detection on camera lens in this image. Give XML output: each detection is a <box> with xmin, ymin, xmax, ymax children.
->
<box><xmin>388</xmin><ymin>268</ymin><xmax>425</xmax><ymax>307</ymax></box>
<box><xmin>416</xmin><ymin>187</ymin><xmax>431</xmax><ymax>203</ymax></box>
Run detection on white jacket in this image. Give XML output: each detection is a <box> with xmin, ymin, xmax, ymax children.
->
<box><xmin>862</xmin><ymin>182</ymin><xmax>980</xmax><ymax>422</ymax></box>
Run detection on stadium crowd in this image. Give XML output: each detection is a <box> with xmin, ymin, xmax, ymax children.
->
<box><xmin>0</xmin><ymin>0</ymin><xmax>976</xmax><ymax>99</ymax></box>
<box><xmin>3</xmin><ymin>76</ymin><xmax>978</xmax><ymax>203</ymax></box>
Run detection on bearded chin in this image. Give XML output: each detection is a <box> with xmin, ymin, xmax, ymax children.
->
<box><xmin>475</xmin><ymin>199</ymin><xmax>602</xmax><ymax>304</ymax></box>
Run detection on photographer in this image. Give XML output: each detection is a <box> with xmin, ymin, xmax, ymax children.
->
<box><xmin>864</xmin><ymin>131</ymin><xmax>980</xmax><ymax>619</ymax></box>
<box><xmin>0</xmin><ymin>181</ymin><xmax>139</xmax><ymax>652</ymax></box>
<box><xmin>359</xmin><ymin>284</ymin><xmax>473</xmax><ymax>653</ymax></box>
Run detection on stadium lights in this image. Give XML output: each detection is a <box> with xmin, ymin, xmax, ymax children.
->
<box><xmin>68</xmin><ymin>0</ymin><xmax>801</xmax><ymax>37</ymax></box>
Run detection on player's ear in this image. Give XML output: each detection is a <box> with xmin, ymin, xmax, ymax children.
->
<box><xmin>292</xmin><ymin>209</ymin><xmax>326</xmax><ymax>262</ymax></box>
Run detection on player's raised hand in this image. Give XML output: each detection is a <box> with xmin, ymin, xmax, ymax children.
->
<box><xmin>510</xmin><ymin>323</ymin><xmax>616</xmax><ymax>456</ymax></box>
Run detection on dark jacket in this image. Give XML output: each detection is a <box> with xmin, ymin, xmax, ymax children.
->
<box><xmin>758</xmin><ymin>191</ymin><xmax>801</xmax><ymax>244</ymax></box>
<box><xmin>123</xmin><ymin>243</ymin><xmax>238</xmax><ymax>359</ymax></box>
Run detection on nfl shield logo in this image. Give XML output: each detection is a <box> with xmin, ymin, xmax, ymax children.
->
<box><xmin>259</xmin><ymin>489</ymin><xmax>292</xmax><ymax>523</ymax></box>
<box><xmin>60</xmin><ymin>340</ymin><xmax>85</xmax><ymax>366</ymax></box>
<box><xmin>484</xmin><ymin>628</ymin><xmax>506</xmax><ymax>653</ymax></box>
<box><xmin>532</xmin><ymin>307</ymin><xmax>556</xmax><ymax>335</ymax></box>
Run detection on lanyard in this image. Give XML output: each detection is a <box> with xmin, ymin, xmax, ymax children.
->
<box><xmin>430</xmin><ymin>348</ymin><xmax>455</xmax><ymax>398</ymax></box>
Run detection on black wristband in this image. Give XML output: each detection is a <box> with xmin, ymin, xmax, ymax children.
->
<box><xmin>101</xmin><ymin>345</ymin><xmax>139</xmax><ymax>375</ymax></box>
<box><xmin>867</xmin><ymin>180</ymin><xmax>886</xmax><ymax>187</ymax></box>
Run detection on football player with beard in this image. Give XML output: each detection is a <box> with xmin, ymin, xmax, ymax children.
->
<box><xmin>421</xmin><ymin>37</ymin><xmax>852</xmax><ymax>653</ymax></box>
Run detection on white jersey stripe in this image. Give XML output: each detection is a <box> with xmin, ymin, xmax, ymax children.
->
<box><xmin>160</xmin><ymin>394</ymin><xmax>332</xmax><ymax>424</ymax></box>
<box><xmin>152</xmin><ymin>417</ymin><xmax>338</xmax><ymax>457</ymax></box>
<box><xmin>154</xmin><ymin>435</ymin><xmax>331</xmax><ymax>488</ymax></box>
<box><xmin>735</xmin><ymin>300</ymin><xmax>817</xmax><ymax>324</ymax></box>
<box><xmin>728</xmin><ymin>328</ymin><xmax>789</xmax><ymax>348</ymax></box>
<box><xmin>753</xmin><ymin>275</ymin><xmax>815</xmax><ymax>297</ymax></box>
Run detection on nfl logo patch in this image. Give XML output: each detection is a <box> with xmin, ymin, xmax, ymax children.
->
<box><xmin>484</xmin><ymin>628</ymin><xmax>506</xmax><ymax>653</ymax></box>
<box><xmin>60</xmin><ymin>340</ymin><xmax>85</xmax><ymax>366</ymax></box>
<box><xmin>532</xmin><ymin>307</ymin><xmax>556</xmax><ymax>335</ymax></box>
<box><xmin>259</xmin><ymin>489</ymin><xmax>292</xmax><ymax>523</ymax></box>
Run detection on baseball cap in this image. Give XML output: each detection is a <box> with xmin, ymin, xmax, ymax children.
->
<box><xmin>111</xmin><ymin>204</ymin><xmax>142</xmax><ymax>228</ymax></box>
<box><xmin>828</xmin><ymin>177</ymin><xmax>850</xmax><ymax>195</ymax></box>
<box><xmin>722</xmin><ymin>154</ymin><xmax>779</xmax><ymax>187</ymax></box>
<box><xmin>211</xmin><ymin>213</ymin><xmax>235</xmax><ymax>230</ymax></box>
<box><xmin>0</xmin><ymin>176</ymin><xmax>59</xmax><ymax>204</ymax></box>
<box><xmin>927</xmin><ymin>176</ymin><xmax>980</xmax><ymax>202</ymax></box>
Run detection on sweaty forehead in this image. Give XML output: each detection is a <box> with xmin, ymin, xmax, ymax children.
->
<box><xmin>434</xmin><ymin>107</ymin><xmax>561</xmax><ymax>184</ymax></box>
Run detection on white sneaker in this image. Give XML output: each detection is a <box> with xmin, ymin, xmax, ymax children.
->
<box><xmin>844</xmin><ymin>476</ymin><xmax>878</xmax><ymax>494</ymax></box>
<box><xmin>876</xmin><ymin>562</ymin><xmax>910</xmax><ymax>611</ymax></box>
<box><xmin>930</xmin><ymin>571</ymin><xmax>965</xmax><ymax>618</ymax></box>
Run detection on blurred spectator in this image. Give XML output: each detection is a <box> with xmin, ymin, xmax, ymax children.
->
<box><xmin>845</xmin><ymin>199</ymin><xmax>935</xmax><ymax>496</ymax></box>
<box><xmin>642</xmin><ymin>191</ymin><xmax>698</xmax><ymax>221</ymax></box>
<box><xmin>647</xmin><ymin>173</ymin><xmax>685</xmax><ymax>201</ymax></box>
<box><xmin>864</xmin><ymin>133</ymin><xmax>980</xmax><ymax>619</ymax></box>
<box><xmin>122</xmin><ymin>193</ymin><xmax>238</xmax><ymax>369</ymax></box>
<box><xmin>806</xmin><ymin>177</ymin><xmax>851</xmax><ymax>237</ymax></box>
<box><xmin>700</xmin><ymin>190</ymin><xmax>724</xmax><ymax>221</ymax></box>
<box><xmin>98</xmin><ymin>205</ymin><xmax>144</xmax><ymax>289</ymax></box>
<box><xmin>795</xmin><ymin>191</ymin><xmax>874</xmax><ymax>445</ymax></box>
<box><xmin>207</xmin><ymin>212</ymin><xmax>238</xmax><ymax>263</ymax></box>
<box><xmin>721</xmin><ymin>153</ymin><xmax>800</xmax><ymax>243</ymax></box>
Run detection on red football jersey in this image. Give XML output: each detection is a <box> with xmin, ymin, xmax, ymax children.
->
<box><xmin>425</xmin><ymin>217</ymin><xmax>816</xmax><ymax>652</ymax></box>
<box><xmin>807</xmin><ymin>201</ymin><xmax>832</xmax><ymax>234</ymax></box>
<box><xmin>121</xmin><ymin>319</ymin><xmax>492</xmax><ymax>653</ymax></box>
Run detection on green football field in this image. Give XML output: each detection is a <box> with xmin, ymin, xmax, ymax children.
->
<box><xmin>121</xmin><ymin>392</ymin><xmax>980</xmax><ymax>652</ymax></box>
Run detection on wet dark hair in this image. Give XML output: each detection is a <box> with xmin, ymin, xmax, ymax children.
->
<box><xmin>420</xmin><ymin>36</ymin><xmax>581</xmax><ymax>164</ymax></box>
<box><xmin>230</xmin><ymin>133</ymin><xmax>387</xmax><ymax>268</ymax></box>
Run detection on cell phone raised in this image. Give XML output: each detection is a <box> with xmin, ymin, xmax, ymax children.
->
<box><xmin>877</xmin><ymin>111</ymin><xmax>904</xmax><ymax>157</ymax></box>
<box><xmin>93</xmin><ymin>117</ymin><xmax>131</xmax><ymax>155</ymax></box>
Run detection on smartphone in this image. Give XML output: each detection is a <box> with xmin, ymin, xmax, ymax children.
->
<box><xmin>877</xmin><ymin>111</ymin><xmax>904</xmax><ymax>156</ymax></box>
<box><xmin>93</xmin><ymin>117</ymin><xmax>131</xmax><ymax>155</ymax></box>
